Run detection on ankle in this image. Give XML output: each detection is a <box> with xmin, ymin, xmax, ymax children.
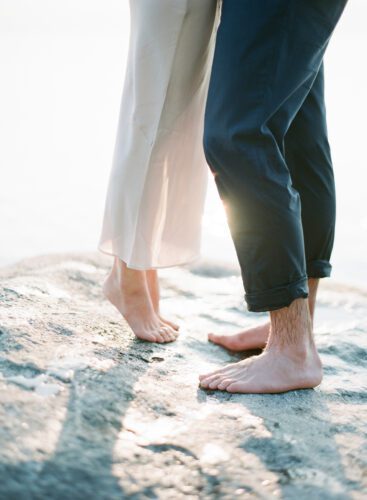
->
<box><xmin>267</xmin><ymin>297</ymin><xmax>315</xmax><ymax>351</ymax></box>
<box><xmin>109</xmin><ymin>258</ymin><xmax>146</xmax><ymax>291</ymax></box>
<box><xmin>111</xmin><ymin>256</ymin><xmax>126</xmax><ymax>281</ymax></box>
<box><xmin>266</xmin><ymin>334</ymin><xmax>314</xmax><ymax>357</ymax></box>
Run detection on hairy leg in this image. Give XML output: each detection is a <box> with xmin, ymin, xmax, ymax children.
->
<box><xmin>199</xmin><ymin>296</ymin><xmax>322</xmax><ymax>394</ymax></box>
<box><xmin>208</xmin><ymin>278</ymin><xmax>319</xmax><ymax>351</ymax></box>
<box><xmin>103</xmin><ymin>257</ymin><xmax>178</xmax><ymax>343</ymax></box>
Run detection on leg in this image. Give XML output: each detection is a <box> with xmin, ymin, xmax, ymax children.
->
<box><xmin>209</xmin><ymin>65</ymin><xmax>331</xmax><ymax>351</ymax></box>
<box><xmin>285</xmin><ymin>63</ymin><xmax>336</xmax><ymax>282</ymax></box>
<box><xmin>208</xmin><ymin>277</ymin><xmax>319</xmax><ymax>351</ymax></box>
<box><xmin>146</xmin><ymin>270</ymin><xmax>179</xmax><ymax>331</ymax></box>
<box><xmin>201</xmin><ymin>297</ymin><xmax>323</xmax><ymax>393</ymax></box>
<box><xmin>204</xmin><ymin>0</ymin><xmax>346</xmax><ymax>312</ymax></box>
<box><xmin>200</xmin><ymin>0</ymin><xmax>347</xmax><ymax>392</ymax></box>
<box><xmin>100</xmin><ymin>0</ymin><xmax>218</xmax><ymax>343</ymax></box>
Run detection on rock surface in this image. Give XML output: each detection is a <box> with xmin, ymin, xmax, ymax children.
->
<box><xmin>0</xmin><ymin>253</ymin><xmax>366</xmax><ymax>499</ymax></box>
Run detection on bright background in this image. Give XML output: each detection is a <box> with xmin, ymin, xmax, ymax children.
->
<box><xmin>0</xmin><ymin>0</ymin><xmax>366</xmax><ymax>288</ymax></box>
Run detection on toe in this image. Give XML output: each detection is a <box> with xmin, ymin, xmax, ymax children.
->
<box><xmin>225</xmin><ymin>382</ymin><xmax>249</xmax><ymax>393</ymax></box>
<box><xmin>165</xmin><ymin>331</ymin><xmax>178</xmax><ymax>343</ymax></box>
<box><xmin>143</xmin><ymin>332</ymin><xmax>158</xmax><ymax>342</ymax></box>
<box><xmin>154</xmin><ymin>332</ymin><xmax>165</xmax><ymax>343</ymax></box>
<box><xmin>200</xmin><ymin>373</ymin><xmax>223</xmax><ymax>388</ymax></box>
<box><xmin>160</xmin><ymin>317</ymin><xmax>180</xmax><ymax>331</ymax></box>
<box><xmin>208</xmin><ymin>376</ymin><xmax>225</xmax><ymax>390</ymax></box>
<box><xmin>135</xmin><ymin>330</ymin><xmax>161</xmax><ymax>343</ymax></box>
<box><xmin>158</xmin><ymin>326</ymin><xmax>177</xmax><ymax>343</ymax></box>
<box><xmin>162</xmin><ymin>332</ymin><xmax>173</xmax><ymax>343</ymax></box>
<box><xmin>199</xmin><ymin>377</ymin><xmax>211</xmax><ymax>388</ymax></box>
<box><xmin>208</xmin><ymin>333</ymin><xmax>239</xmax><ymax>350</ymax></box>
<box><xmin>208</xmin><ymin>333</ymin><xmax>223</xmax><ymax>344</ymax></box>
<box><xmin>217</xmin><ymin>378</ymin><xmax>233</xmax><ymax>391</ymax></box>
<box><xmin>171</xmin><ymin>330</ymin><xmax>180</xmax><ymax>341</ymax></box>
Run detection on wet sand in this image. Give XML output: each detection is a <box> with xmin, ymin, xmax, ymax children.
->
<box><xmin>0</xmin><ymin>253</ymin><xmax>366</xmax><ymax>499</ymax></box>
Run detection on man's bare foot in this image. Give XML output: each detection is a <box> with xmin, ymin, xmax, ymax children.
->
<box><xmin>208</xmin><ymin>323</ymin><xmax>269</xmax><ymax>351</ymax></box>
<box><xmin>208</xmin><ymin>278</ymin><xmax>320</xmax><ymax>352</ymax></box>
<box><xmin>103</xmin><ymin>258</ymin><xmax>179</xmax><ymax>343</ymax></box>
<box><xmin>146</xmin><ymin>269</ymin><xmax>180</xmax><ymax>331</ymax></box>
<box><xmin>199</xmin><ymin>346</ymin><xmax>322</xmax><ymax>393</ymax></box>
<box><xmin>199</xmin><ymin>297</ymin><xmax>323</xmax><ymax>394</ymax></box>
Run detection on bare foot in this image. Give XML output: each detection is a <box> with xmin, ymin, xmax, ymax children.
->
<box><xmin>103</xmin><ymin>258</ymin><xmax>179</xmax><ymax>343</ymax></box>
<box><xmin>208</xmin><ymin>278</ymin><xmax>320</xmax><ymax>352</ymax></box>
<box><xmin>208</xmin><ymin>323</ymin><xmax>269</xmax><ymax>351</ymax></box>
<box><xmin>200</xmin><ymin>297</ymin><xmax>322</xmax><ymax>394</ymax></box>
<box><xmin>199</xmin><ymin>346</ymin><xmax>322</xmax><ymax>393</ymax></box>
<box><xmin>146</xmin><ymin>269</ymin><xmax>180</xmax><ymax>331</ymax></box>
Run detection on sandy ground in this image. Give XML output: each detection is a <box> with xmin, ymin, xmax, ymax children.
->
<box><xmin>0</xmin><ymin>253</ymin><xmax>366</xmax><ymax>499</ymax></box>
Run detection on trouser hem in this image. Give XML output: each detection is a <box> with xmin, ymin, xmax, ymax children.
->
<box><xmin>245</xmin><ymin>276</ymin><xmax>309</xmax><ymax>312</ymax></box>
<box><xmin>306</xmin><ymin>260</ymin><xmax>332</xmax><ymax>278</ymax></box>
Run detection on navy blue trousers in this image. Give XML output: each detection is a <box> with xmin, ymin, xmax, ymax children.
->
<box><xmin>204</xmin><ymin>0</ymin><xmax>348</xmax><ymax>312</ymax></box>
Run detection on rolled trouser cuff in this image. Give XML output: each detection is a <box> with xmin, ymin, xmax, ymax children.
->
<box><xmin>306</xmin><ymin>259</ymin><xmax>332</xmax><ymax>278</ymax></box>
<box><xmin>245</xmin><ymin>276</ymin><xmax>309</xmax><ymax>312</ymax></box>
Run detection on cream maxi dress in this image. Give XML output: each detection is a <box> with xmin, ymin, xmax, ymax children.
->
<box><xmin>98</xmin><ymin>0</ymin><xmax>220</xmax><ymax>269</ymax></box>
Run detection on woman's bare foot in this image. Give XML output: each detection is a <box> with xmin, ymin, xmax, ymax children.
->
<box><xmin>199</xmin><ymin>297</ymin><xmax>323</xmax><ymax>394</ymax></box>
<box><xmin>208</xmin><ymin>278</ymin><xmax>320</xmax><ymax>352</ymax></box>
<box><xmin>146</xmin><ymin>269</ymin><xmax>180</xmax><ymax>331</ymax></box>
<box><xmin>103</xmin><ymin>258</ymin><xmax>179</xmax><ymax>343</ymax></box>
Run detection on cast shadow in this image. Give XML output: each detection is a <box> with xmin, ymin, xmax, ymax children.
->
<box><xmin>0</xmin><ymin>334</ymin><xmax>159</xmax><ymax>500</ymax></box>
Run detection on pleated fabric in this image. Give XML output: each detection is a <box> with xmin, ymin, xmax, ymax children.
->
<box><xmin>98</xmin><ymin>0</ymin><xmax>220</xmax><ymax>269</ymax></box>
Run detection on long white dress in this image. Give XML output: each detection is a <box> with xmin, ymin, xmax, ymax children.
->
<box><xmin>98</xmin><ymin>0</ymin><xmax>220</xmax><ymax>269</ymax></box>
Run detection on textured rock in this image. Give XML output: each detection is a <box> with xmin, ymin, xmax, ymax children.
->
<box><xmin>0</xmin><ymin>253</ymin><xmax>366</xmax><ymax>499</ymax></box>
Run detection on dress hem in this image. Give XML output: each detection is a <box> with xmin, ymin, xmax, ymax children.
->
<box><xmin>97</xmin><ymin>243</ymin><xmax>201</xmax><ymax>271</ymax></box>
